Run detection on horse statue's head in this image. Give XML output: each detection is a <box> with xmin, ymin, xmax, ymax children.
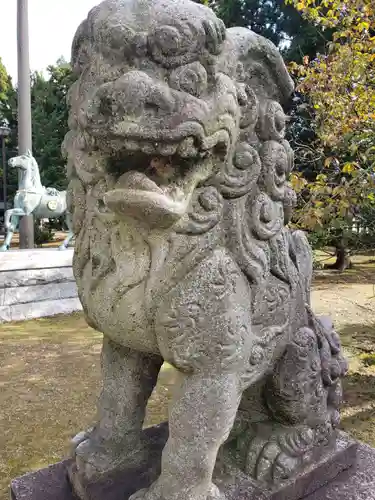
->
<box><xmin>8</xmin><ymin>149</ymin><xmax>34</xmax><ymax>171</ymax></box>
<box><xmin>8</xmin><ymin>150</ymin><xmax>43</xmax><ymax>191</ymax></box>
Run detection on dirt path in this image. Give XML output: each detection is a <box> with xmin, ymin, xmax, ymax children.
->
<box><xmin>312</xmin><ymin>270</ymin><xmax>375</xmax><ymax>448</ymax></box>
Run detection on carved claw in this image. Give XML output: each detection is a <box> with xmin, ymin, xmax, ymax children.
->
<box><xmin>245</xmin><ymin>426</ymin><xmax>315</xmax><ymax>485</ymax></box>
<box><xmin>72</xmin><ymin>431</ymin><xmax>148</xmax><ymax>481</ymax></box>
<box><xmin>207</xmin><ymin>483</ymin><xmax>227</xmax><ymax>500</ymax></box>
<box><xmin>74</xmin><ymin>438</ymin><xmax>122</xmax><ymax>480</ymax></box>
<box><xmin>255</xmin><ymin>442</ymin><xmax>300</xmax><ymax>483</ymax></box>
<box><xmin>71</xmin><ymin>427</ymin><xmax>94</xmax><ymax>453</ymax></box>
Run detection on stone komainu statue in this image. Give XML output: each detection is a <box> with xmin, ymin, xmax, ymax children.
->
<box><xmin>64</xmin><ymin>0</ymin><xmax>348</xmax><ymax>499</ymax></box>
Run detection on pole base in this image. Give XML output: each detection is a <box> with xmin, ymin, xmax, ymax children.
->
<box><xmin>19</xmin><ymin>214</ymin><xmax>34</xmax><ymax>249</ymax></box>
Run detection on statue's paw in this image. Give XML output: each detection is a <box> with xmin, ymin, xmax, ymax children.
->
<box><xmin>207</xmin><ymin>483</ymin><xmax>226</xmax><ymax>500</ymax></box>
<box><xmin>246</xmin><ymin>426</ymin><xmax>315</xmax><ymax>485</ymax></box>
<box><xmin>58</xmin><ymin>244</ymin><xmax>67</xmax><ymax>250</ymax></box>
<box><xmin>254</xmin><ymin>442</ymin><xmax>299</xmax><ymax>483</ymax></box>
<box><xmin>74</xmin><ymin>438</ymin><xmax>120</xmax><ymax>480</ymax></box>
<box><xmin>74</xmin><ymin>434</ymin><xmax>149</xmax><ymax>481</ymax></box>
<box><xmin>0</xmin><ymin>245</ymin><xmax>8</xmax><ymax>252</ymax></box>
<box><xmin>71</xmin><ymin>428</ymin><xmax>94</xmax><ymax>452</ymax></box>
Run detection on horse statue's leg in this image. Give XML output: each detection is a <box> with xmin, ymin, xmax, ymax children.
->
<box><xmin>0</xmin><ymin>208</ymin><xmax>24</xmax><ymax>251</ymax></box>
<box><xmin>59</xmin><ymin>212</ymin><xmax>75</xmax><ymax>250</ymax></box>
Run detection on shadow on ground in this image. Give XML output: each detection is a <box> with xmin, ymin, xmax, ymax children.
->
<box><xmin>339</xmin><ymin>323</ymin><xmax>375</xmax><ymax>354</ymax></box>
<box><xmin>341</xmin><ymin>373</ymin><xmax>375</xmax><ymax>446</ymax></box>
<box><xmin>314</xmin><ymin>266</ymin><xmax>375</xmax><ymax>288</ymax></box>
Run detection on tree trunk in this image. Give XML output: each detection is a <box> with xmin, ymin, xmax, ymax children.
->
<box><xmin>325</xmin><ymin>243</ymin><xmax>353</xmax><ymax>271</ymax></box>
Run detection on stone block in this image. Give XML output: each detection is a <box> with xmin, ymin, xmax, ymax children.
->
<box><xmin>9</xmin><ymin>430</ymin><xmax>373</xmax><ymax>500</ymax></box>
<box><xmin>0</xmin><ymin>267</ymin><xmax>74</xmax><ymax>289</ymax></box>
<box><xmin>1</xmin><ymin>282</ymin><xmax>78</xmax><ymax>306</ymax></box>
<box><xmin>0</xmin><ymin>248</ymin><xmax>74</xmax><ymax>272</ymax></box>
<box><xmin>0</xmin><ymin>297</ymin><xmax>82</xmax><ymax>323</ymax></box>
<box><xmin>0</xmin><ymin>247</ymin><xmax>79</xmax><ymax>323</ymax></box>
<box><xmin>217</xmin><ymin>433</ymin><xmax>358</xmax><ymax>500</ymax></box>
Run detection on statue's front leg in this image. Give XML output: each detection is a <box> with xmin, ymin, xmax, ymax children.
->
<box><xmin>131</xmin><ymin>371</ymin><xmax>242</xmax><ymax>500</ymax></box>
<box><xmin>59</xmin><ymin>211</ymin><xmax>74</xmax><ymax>250</ymax></box>
<box><xmin>71</xmin><ymin>338</ymin><xmax>163</xmax><ymax>483</ymax></box>
<box><xmin>130</xmin><ymin>249</ymin><xmax>253</xmax><ymax>500</ymax></box>
<box><xmin>0</xmin><ymin>210</ymin><xmax>22</xmax><ymax>251</ymax></box>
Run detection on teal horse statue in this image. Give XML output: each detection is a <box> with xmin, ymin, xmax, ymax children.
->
<box><xmin>0</xmin><ymin>150</ymin><xmax>74</xmax><ymax>251</ymax></box>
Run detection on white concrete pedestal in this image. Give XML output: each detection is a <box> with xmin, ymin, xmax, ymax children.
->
<box><xmin>0</xmin><ymin>249</ymin><xmax>82</xmax><ymax>322</ymax></box>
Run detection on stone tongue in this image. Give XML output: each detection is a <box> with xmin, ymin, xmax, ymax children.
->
<box><xmin>115</xmin><ymin>171</ymin><xmax>163</xmax><ymax>193</ymax></box>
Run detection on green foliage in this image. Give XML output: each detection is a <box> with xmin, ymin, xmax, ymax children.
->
<box><xmin>288</xmin><ymin>0</ymin><xmax>375</xmax><ymax>255</ymax></box>
<box><xmin>0</xmin><ymin>57</ymin><xmax>11</xmax><ymax>117</ymax></box>
<box><xmin>195</xmin><ymin>0</ymin><xmax>329</xmax><ymax>63</ymax></box>
<box><xmin>31</xmin><ymin>60</ymin><xmax>76</xmax><ymax>190</ymax></box>
<box><xmin>0</xmin><ymin>58</ymin><xmax>76</xmax><ymax>200</ymax></box>
<box><xmin>34</xmin><ymin>220</ymin><xmax>54</xmax><ymax>246</ymax></box>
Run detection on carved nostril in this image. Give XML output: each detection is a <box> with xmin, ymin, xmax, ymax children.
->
<box><xmin>144</xmin><ymin>101</ymin><xmax>160</xmax><ymax>113</ymax></box>
<box><xmin>99</xmin><ymin>96</ymin><xmax>115</xmax><ymax>115</ymax></box>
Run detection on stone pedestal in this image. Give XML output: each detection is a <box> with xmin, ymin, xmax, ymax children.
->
<box><xmin>10</xmin><ymin>425</ymin><xmax>373</xmax><ymax>500</ymax></box>
<box><xmin>0</xmin><ymin>249</ymin><xmax>82</xmax><ymax>322</ymax></box>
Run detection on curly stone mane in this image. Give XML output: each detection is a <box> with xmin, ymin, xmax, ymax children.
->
<box><xmin>64</xmin><ymin>2</ymin><xmax>299</xmax><ymax>316</ymax></box>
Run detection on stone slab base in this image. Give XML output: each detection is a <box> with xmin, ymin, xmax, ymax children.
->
<box><xmin>0</xmin><ymin>248</ymin><xmax>82</xmax><ymax>322</ymax></box>
<box><xmin>10</xmin><ymin>426</ymin><xmax>371</xmax><ymax>500</ymax></box>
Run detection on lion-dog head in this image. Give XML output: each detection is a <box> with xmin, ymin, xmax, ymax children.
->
<box><xmin>64</xmin><ymin>0</ymin><xmax>298</xmax><ymax>330</ymax></box>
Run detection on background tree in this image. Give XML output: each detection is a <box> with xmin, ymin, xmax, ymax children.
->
<box><xmin>288</xmin><ymin>0</ymin><xmax>375</xmax><ymax>270</ymax></box>
<box><xmin>31</xmin><ymin>58</ymin><xmax>76</xmax><ymax>190</ymax></box>
<box><xmin>0</xmin><ymin>58</ymin><xmax>18</xmax><ymax>204</ymax></box>
<box><xmin>0</xmin><ymin>57</ymin><xmax>11</xmax><ymax>117</ymax></box>
<box><xmin>198</xmin><ymin>0</ymin><xmax>332</xmax><ymax>63</ymax></box>
<box><xmin>1</xmin><ymin>58</ymin><xmax>76</xmax><ymax>238</ymax></box>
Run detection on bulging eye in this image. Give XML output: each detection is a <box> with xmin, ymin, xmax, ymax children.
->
<box><xmin>169</xmin><ymin>62</ymin><xmax>208</xmax><ymax>97</ymax></box>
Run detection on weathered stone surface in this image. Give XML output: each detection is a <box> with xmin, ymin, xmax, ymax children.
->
<box><xmin>1</xmin><ymin>282</ymin><xmax>78</xmax><ymax>306</ymax></box>
<box><xmin>216</xmin><ymin>433</ymin><xmax>358</xmax><ymax>500</ymax></box>
<box><xmin>63</xmin><ymin>1</ymin><xmax>351</xmax><ymax>500</ymax></box>
<box><xmin>0</xmin><ymin>267</ymin><xmax>74</xmax><ymax>289</ymax></box>
<box><xmin>0</xmin><ymin>249</ymin><xmax>74</xmax><ymax>271</ymax></box>
<box><xmin>10</xmin><ymin>432</ymin><xmax>372</xmax><ymax>500</ymax></box>
<box><xmin>0</xmin><ymin>297</ymin><xmax>82</xmax><ymax>323</ymax></box>
<box><xmin>0</xmin><ymin>248</ymin><xmax>81</xmax><ymax>323</ymax></box>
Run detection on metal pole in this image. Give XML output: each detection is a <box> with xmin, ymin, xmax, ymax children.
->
<box><xmin>17</xmin><ymin>0</ymin><xmax>34</xmax><ymax>249</ymax></box>
<box><xmin>2</xmin><ymin>136</ymin><xmax>6</xmax><ymax>217</ymax></box>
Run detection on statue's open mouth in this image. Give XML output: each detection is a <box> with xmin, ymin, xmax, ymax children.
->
<box><xmin>100</xmin><ymin>130</ymin><xmax>230</xmax><ymax>228</ymax></box>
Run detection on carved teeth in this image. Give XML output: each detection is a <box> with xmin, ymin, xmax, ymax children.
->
<box><xmin>177</xmin><ymin>137</ymin><xmax>198</xmax><ymax>158</ymax></box>
<box><xmin>124</xmin><ymin>140</ymin><xmax>140</xmax><ymax>151</ymax></box>
<box><xmin>121</xmin><ymin>129</ymin><xmax>229</xmax><ymax>158</ymax></box>
<box><xmin>140</xmin><ymin>142</ymin><xmax>156</xmax><ymax>154</ymax></box>
<box><xmin>158</xmin><ymin>143</ymin><xmax>178</xmax><ymax>156</ymax></box>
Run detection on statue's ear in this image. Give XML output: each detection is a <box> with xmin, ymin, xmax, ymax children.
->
<box><xmin>227</xmin><ymin>27</ymin><xmax>294</xmax><ymax>105</ymax></box>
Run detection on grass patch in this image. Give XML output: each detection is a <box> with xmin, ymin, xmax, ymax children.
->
<box><xmin>359</xmin><ymin>353</ymin><xmax>375</xmax><ymax>367</ymax></box>
<box><xmin>0</xmin><ymin>314</ymin><xmax>176</xmax><ymax>500</ymax></box>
